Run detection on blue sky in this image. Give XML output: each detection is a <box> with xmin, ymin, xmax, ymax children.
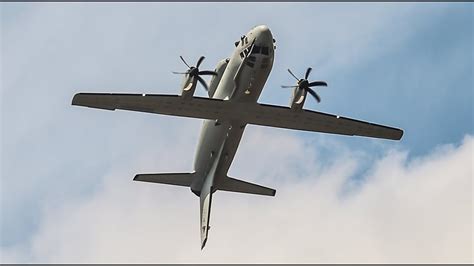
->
<box><xmin>1</xmin><ymin>3</ymin><xmax>472</xmax><ymax>263</ymax></box>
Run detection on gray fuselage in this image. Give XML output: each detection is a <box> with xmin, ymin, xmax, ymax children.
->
<box><xmin>190</xmin><ymin>25</ymin><xmax>275</xmax><ymax>195</ymax></box>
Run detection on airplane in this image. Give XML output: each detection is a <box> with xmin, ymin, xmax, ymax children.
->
<box><xmin>71</xmin><ymin>25</ymin><xmax>403</xmax><ymax>249</ymax></box>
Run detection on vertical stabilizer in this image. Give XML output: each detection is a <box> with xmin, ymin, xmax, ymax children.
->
<box><xmin>200</xmin><ymin>188</ymin><xmax>212</xmax><ymax>249</ymax></box>
<box><xmin>198</xmin><ymin>138</ymin><xmax>226</xmax><ymax>250</ymax></box>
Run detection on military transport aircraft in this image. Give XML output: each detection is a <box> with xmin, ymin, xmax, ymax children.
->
<box><xmin>72</xmin><ymin>25</ymin><xmax>403</xmax><ymax>249</ymax></box>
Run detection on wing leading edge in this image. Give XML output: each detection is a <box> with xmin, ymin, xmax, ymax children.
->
<box><xmin>72</xmin><ymin>93</ymin><xmax>403</xmax><ymax>140</ymax></box>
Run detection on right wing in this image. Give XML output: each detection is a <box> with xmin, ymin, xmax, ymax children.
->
<box><xmin>72</xmin><ymin>93</ymin><xmax>229</xmax><ymax>120</ymax></box>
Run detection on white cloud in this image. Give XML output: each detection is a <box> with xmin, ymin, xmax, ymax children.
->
<box><xmin>1</xmin><ymin>3</ymin><xmax>472</xmax><ymax>263</ymax></box>
<box><xmin>2</xmin><ymin>129</ymin><xmax>471</xmax><ymax>263</ymax></box>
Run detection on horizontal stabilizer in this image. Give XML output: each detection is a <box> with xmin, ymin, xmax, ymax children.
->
<box><xmin>134</xmin><ymin>172</ymin><xmax>194</xmax><ymax>187</ymax></box>
<box><xmin>216</xmin><ymin>176</ymin><xmax>276</xmax><ymax>196</ymax></box>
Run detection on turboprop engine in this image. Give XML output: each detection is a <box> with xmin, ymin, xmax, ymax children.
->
<box><xmin>173</xmin><ymin>56</ymin><xmax>217</xmax><ymax>99</ymax></box>
<box><xmin>282</xmin><ymin>67</ymin><xmax>328</xmax><ymax>110</ymax></box>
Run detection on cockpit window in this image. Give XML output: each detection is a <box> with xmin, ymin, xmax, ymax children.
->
<box><xmin>252</xmin><ymin>45</ymin><xmax>261</xmax><ymax>54</ymax></box>
<box><xmin>249</xmin><ymin>45</ymin><xmax>269</xmax><ymax>55</ymax></box>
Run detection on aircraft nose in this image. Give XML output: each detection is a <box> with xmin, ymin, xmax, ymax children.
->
<box><xmin>255</xmin><ymin>25</ymin><xmax>270</xmax><ymax>33</ymax></box>
<box><xmin>254</xmin><ymin>25</ymin><xmax>272</xmax><ymax>40</ymax></box>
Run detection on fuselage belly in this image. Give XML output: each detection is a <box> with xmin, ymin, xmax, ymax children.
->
<box><xmin>191</xmin><ymin>25</ymin><xmax>275</xmax><ymax>195</ymax></box>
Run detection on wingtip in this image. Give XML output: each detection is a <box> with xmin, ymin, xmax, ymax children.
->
<box><xmin>398</xmin><ymin>129</ymin><xmax>404</xmax><ymax>140</ymax></box>
<box><xmin>71</xmin><ymin>93</ymin><xmax>81</xmax><ymax>106</ymax></box>
<box><xmin>395</xmin><ymin>129</ymin><xmax>404</xmax><ymax>141</ymax></box>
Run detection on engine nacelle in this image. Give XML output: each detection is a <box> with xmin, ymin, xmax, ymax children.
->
<box><xmin>289</xmin><ymin>87</ymin><xmax>307</xmax><ymax>111</ymax></box>
<box><xmin>207</xmin><ymin>58</ymin><xmax>229</xmax><ymax>98</ymax></box>
<box><xmin>180</xmin><ymin>74</ymin><xmax>198</xmax><ymax>99</ymax></box>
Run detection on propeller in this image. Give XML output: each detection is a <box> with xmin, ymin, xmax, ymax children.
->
<box><xmin>281</xmin><ymin>67</ymin><xmax>328</xmax><ymax>103</ymax></box>
<box><xmin>173</xmin><ymin>56</ymin><xmax>217</xmax><ymax>91</ymax></box>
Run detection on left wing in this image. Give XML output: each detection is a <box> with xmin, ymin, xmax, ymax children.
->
<box><xmin>246</xmin><ymin>103</ymin><xmax>404</xmax><ymax>140</ymax></box>
<box><xmin>72</xmin><ymin>93</ymin><xmax>403</xmax><ymax>140</ymax></box>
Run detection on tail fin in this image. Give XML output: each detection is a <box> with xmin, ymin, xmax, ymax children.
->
<box><xmin>200</xmin><ymin>189</ymin><xmax>212</xmax><ymax>249</ymax></box>
<box><xmin>133</xmin><ymin>172</ymin><xmax>194</xmax><ymax>187</ymax></box>
<box><xmin>216</xmin><ymin>176</ymin><xmax>276</xmax><ymax>196</ymax></box>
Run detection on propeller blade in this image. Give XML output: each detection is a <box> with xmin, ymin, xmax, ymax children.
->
<box><xmin>306</xmin><ymin>87</ymin><xmax>321</xmax><ymax>103</ymax></box>
<box><xmin>196</xmin><ymin>75</ymin><xmax>209</xmax><ymax>91</ymax></box>
<box><xmin>287</xmin><ymin>69</ymin><xmax>299</xmax><ymax>81</ymax></box>
<box><xmin>308</xmin><ymin>81</ymin><xmax>328</xmax><ymax>87</ymax></box>
<box><xmin>305</xmin><ymin>67</ymin><xmax>312</xmax><ymax>80</ymax></box>
<box><xmin>179</xmin><ymin>56</ymin><xmax>191</xmax><ymax>68</ymax></box>
<box><xmin>172</xmin><ymin>71</ymin><xmax>188</xmax><ymax>74</ymax></box>
<box><xmin>198</xmin><ymin>70</ymin><xmax>218</xmax><ymax>76</ymax></box>
<box><xmin>196</xmin><ymin>56</ymin><xmax>205</xmax><ymax>68</ymax></box>
<box><xmin>281</xmin><ymin>85</ymin><xmax>298</xmax><ymax>88</ymax></box>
